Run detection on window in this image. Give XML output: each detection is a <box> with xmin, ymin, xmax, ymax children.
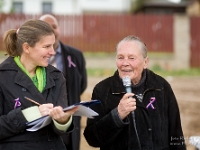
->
<box><xmin>13</xmin><ymin>2</ymin><xmax>23</xmax><ymax>14</ymax></box>
<box><xmin>42</xmin><ymin>2</ymin><xmax>52</xmax><ymax>14</ymax></box>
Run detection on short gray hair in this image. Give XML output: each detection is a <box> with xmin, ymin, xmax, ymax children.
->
<box><xmin>116</xmin><ymin>35</ymin><xmax>147</xmax><ymax>58</ymax></box>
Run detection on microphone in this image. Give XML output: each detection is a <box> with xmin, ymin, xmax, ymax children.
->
<box><xmin>122</xmin><ymin>76</ymin><xmax>142</xmax><ymax>149</ymax></box>
<box><xmin>122</xmin><ymin>76</ymin><xmax>141</xmax><ymax>100</ymax></box>
<box><xmin>122</xmin><ymin>76</ymin><xmax>132</xmax><ymax>93</ymax></box>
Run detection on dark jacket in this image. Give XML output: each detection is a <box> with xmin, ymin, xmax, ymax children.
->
<box><xmin>0</xmin><ymin>57</ymin><xmax>73</xmax><ymax>150</ymax></box>
<box><xmin>59</xmin><ymin>42</ymin><xmax>87</xmax><ymax>150</ymax></box>
<box><xmin>84</xmin><ymin>70</ymin><xmax>186</xmax><ymax>150</ymax></box>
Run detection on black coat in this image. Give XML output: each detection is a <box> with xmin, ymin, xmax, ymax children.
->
<box><xmin>0</xmin><ymin>57</ymin><xmax>73</xmax><ymax>150</ymax></box>
<box><xmin>59</xmin><ymin>42</ymin><xmax>87</xmax><ymax>150</ymax></box>
<box><xmin>84</xmin><ymin>70</ymin><xmax>186</xmax><ymax>150</ymax></box>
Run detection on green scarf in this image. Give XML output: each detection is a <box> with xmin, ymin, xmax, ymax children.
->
<box><xmin>14</xmin><ymin>56</ymin><xmax>46</xmax><ymax>93</ymax></box>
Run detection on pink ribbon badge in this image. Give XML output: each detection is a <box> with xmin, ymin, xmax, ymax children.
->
<box><xmin>146</xmin><ymin>97</ymin><xmax>156</xmax><ymax>109</ymax></box>
<box><xmin>67</xmin><ymin>55</ymin><xmax>76</xmax><ymax>68</ymax></box>
<box><xmin>14</xmin><ymin>97</ymin><xmax>21</xmax><ymax>109</ymax></box>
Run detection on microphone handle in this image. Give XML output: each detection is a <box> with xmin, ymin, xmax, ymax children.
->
<box><xmin>126</xmin><ymin>86</ymin><xmax>135</xmax><ymax>115</ymax></box>
<box><xmin>125</xmin><ymin>86</ymin><xmax>141</xmax><ymax>150</ymax></box>
<box><xmin>125</xmin><ymin>86</ymin><xmax>132</xmax><ymax>93</ymax></box>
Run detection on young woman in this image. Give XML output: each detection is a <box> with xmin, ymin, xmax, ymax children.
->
<box><xmin>0</xmin><ymin>19</ymin><xmax>78</xmax><ymax>150</ymax></box>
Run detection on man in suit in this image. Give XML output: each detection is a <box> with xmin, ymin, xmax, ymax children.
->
<box><xmin>40</xmin><ymin>14</ymin><xmax>87</xmax><ymax>150</ymax></box>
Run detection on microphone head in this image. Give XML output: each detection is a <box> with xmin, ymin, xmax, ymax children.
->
<box><xmin>122</xmin><ymin>76</ymin><xmax>131</xmax><ymax>87</ymax></box>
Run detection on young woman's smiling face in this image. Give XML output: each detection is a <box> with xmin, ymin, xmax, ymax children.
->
<box><xmin>116</xmin><ymin>41</ymin><xmax>149</xmax><ymax>85</ymax></box>
<box><xmin>24</xmin><ymin>34</ymin><xmax>55</xmax><ymax>68</ymax></box>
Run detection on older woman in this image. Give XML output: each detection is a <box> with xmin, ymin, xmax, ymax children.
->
<box><xmin>84</xmin><ymin>35</ymin><xmax>186</xmax><ymax>150</ymax></box>
<box><xmin>0</xmin><ymin>19</ymin><xmax>78</xmax><ymax>150</ymax></box>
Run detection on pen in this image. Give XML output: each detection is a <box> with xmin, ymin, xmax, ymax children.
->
<box><xmin>24</xmin><ymin>96</ymin><xmax>41</xmax><ymax>106</ymax></box>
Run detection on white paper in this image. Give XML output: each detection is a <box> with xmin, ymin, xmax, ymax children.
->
<box><xmin>26</xmin><ymin>101</ymin><xmax>99</xmax><ymax>132</ymax></box>
<box><xmin>73</xmin><ymin>105</ymin><xmax>98</xmax><ymax>118</ymax></box>
<box><xmin>26</xmin><ymin>116</ymin><xmax>52</xmax><ymax>132</ymax></box>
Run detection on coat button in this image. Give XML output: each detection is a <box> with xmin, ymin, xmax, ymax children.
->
<box><xmin>22</xmin><ymin>88</ymin><xmax>26</xmax><ymax>91</ymax></box>
<box><xmin>148</xmin><ymin>128</ymin><xmax>152</xmax><ymax>131</ymax></box>
<box><xmin>13</xmin><ymin>120</ymin><xmax>18</xmax><ymax>125</ymax></box>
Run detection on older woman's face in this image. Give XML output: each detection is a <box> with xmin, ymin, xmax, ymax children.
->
<box><xmin>116</xmin><ymin>41</ymin><xmax>148</xmax><ymax>85</ymax></box>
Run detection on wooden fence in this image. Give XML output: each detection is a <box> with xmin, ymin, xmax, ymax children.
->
<box><xmin>0</xmin><ymin>13</ymin><xmax>200</xmax><ymax>67</ymax></box>
<box><xmin>0</xmin><ymin>13</ymin><xmax>173</xmax><ymax>53</ymax></box>
<box><xmin>190</xmin><ymin>16</ymin><xmax>200</xmax><ymax>68</ymax></box>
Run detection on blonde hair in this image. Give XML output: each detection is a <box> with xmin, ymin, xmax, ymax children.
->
<box><xmin>3</xmin><ymin>19</ymin><xmax>54</xmax><ymax>57</ymax></box>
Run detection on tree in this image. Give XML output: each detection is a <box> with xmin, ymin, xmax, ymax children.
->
<box><xmin>130</xmin><ymin>0</ymin><xmax>146</xmax><ymax>13</ymax></box>
<box><xmin>0</xmin><ymin>0</ymin><xmax>5</xmax><ymax>12</ymax></box>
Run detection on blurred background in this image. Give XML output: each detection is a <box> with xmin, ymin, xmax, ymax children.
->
<box><xmin>0</xmin><ymin>0</ymin><xmax>200</xmax><ymax>150</ymax></box>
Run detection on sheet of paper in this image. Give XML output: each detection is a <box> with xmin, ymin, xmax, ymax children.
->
<box><xmin>26</xmin><ymin>100</ymin><xmax>100</xmax><ymax>132</ymax></box>
<box><xmin>27</xmin><ymin>115</ymin><xmax>48</xmax><ymax>126</ymax></box>
<box><xmin>73</xmin><ymin>105</ymin><xmax>98</xmax><ymax>118</ymax></box>
<box><xmin>26</xmin><ymin>116</ymin><xmax>52</xmax><ymax>132</ymax></box>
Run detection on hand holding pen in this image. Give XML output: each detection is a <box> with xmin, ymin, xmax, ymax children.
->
<box><xmin>25</xmin><ymin>96</ymin><xmax>53</xmax><ymax>116</ymax></box>
<box><xmin>24</xmin><ymin>96</ymin><xmax>78</xmax><ymax>124</ymax></box>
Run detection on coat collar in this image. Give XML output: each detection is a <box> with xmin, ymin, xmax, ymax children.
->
<box><xmin>110</xmin><ymin>71</ymin><xmax>125</xmax><ymax>94</ymax></box>
<box><xmin>0</xmin><ymin>57</ymin><xmax>61</xmax><ymax>92</ymax></box>
<box><xmin>110</xmin><ymin>69</ymin><xmax>163</xmax><ymax>95</ymax></box>
<box><xmin>110</xmin><ymin>70</ymin><xmax>163</xmax><ymax>110</ymax></box>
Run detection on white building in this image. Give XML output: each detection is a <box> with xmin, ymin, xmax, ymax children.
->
<box><xmin>1</xmin><ymin>0</ymin><xmax>131</xmax><ymax>15</ymax></box>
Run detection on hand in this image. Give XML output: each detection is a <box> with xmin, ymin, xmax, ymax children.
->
<box><xmin>49</xmin><ymin>106</ymin><xmax>79</xmax><ymax>124</ymax></box>
<box><xmin>39</xmin><ymin>103</ymin><xmax>54</xmax><ymax>116</ymax></box>
<box><xmin>117</xmin><ymin>93</ymin><xmax>136</xmax><ymax>120</ymax></box>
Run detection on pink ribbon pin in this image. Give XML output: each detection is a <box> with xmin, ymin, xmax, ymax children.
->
<box><xmin>67</xmin><ymin>56</ymin><xmax>76</xmax><ymax>68</ymax></box>
<box><xmin>146</xmin><ymin>97</ymin><xmax>156</xmax><ymax>109</ymax></box>
<box><xmin>14</xmin><ymin>97</ymin><xmax>21</xmax><ymax>109</ymax></box>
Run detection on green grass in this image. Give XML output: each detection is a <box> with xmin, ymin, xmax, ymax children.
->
<box><xmin>0</xmin><ymin>51</ymin><xmax>199</xmax><ymax>77</ymax></box>
<box><xmin>87</xmin><ymin>67</ymin><xmax>200</xmax><ymax>77</ymax></box>
<box><xmin>87</xmin><ymin>68</ymin><xmax>116</xmax><ymax>77</ymax></box>
<box><xmin>87</xmin><ymin>63</ymin><xmax>200</xmax><ymax>77</ymax></box>
<box><xmin>85</xmin><ymin>52</ymin><xmax>200</xmax><ymax>77</ymax></box>
<box><xmin>151</xmin><ymin>64</ymin><xmax>200</xmax><ymax>77</ymax></box>
<box><xmin>148</xmin><ymin>52</ymin><xmax>174</xmax><ymax>58</ymax></box>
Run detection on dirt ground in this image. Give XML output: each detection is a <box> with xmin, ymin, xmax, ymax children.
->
<box><xmin>80</xmin><ymin>76</ymin><xmax>200</xmax><ymax>150</ymax></box>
